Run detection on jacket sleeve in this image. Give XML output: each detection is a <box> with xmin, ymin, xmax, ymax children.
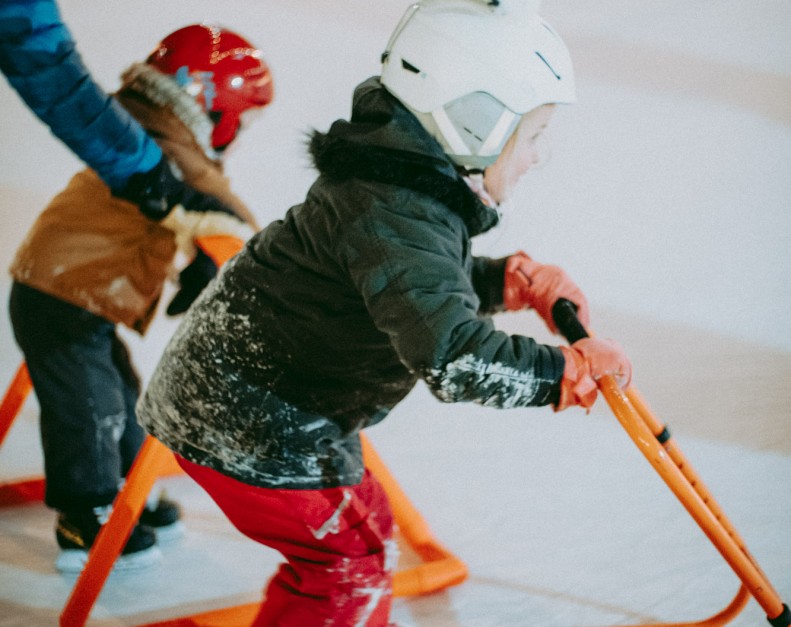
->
<box><xmin>341</xmin><ymin>198</ymin><xmax>564</xmax><ymax>409</ymax></box>
<box><xmin>0</xmin><ymin>0</ymin><xmax>161</xmax><ymax>188</ymax></box>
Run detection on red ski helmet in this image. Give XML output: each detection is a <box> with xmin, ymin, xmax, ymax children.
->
<box><xmin>146</xmin><ymin>24</ymin><xmax>274</xmax><ymax>149</ymax></box>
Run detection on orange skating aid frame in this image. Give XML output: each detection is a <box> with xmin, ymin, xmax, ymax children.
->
<box><xmin>0</xmin><ymin>362</ymin><xmax>45</xmax><ymax>505</ymax></box>
<box><xmin>0</xmin><ymin>359</ymin><xmax>466</xmax><ymax>624</ymax></box>
<box><xmin>0</xmin><ymin>362</ymin><xmax>31</xmax><ymax>446</ymax></box>
<box><xmin>550</xmin><ymin>298</ymin><xmax>789</xmax><ymax>627</ymax></box>
<box><xmin>58</xmin><ymin>433</ymin><xmax>468</xmax><ymax>627</ymax></box>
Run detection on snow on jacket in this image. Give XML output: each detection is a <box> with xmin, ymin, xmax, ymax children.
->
<box><xmin>9</xmin><ymin>63</ymin><xmax>255</xmax><ymax>334</ymax></box>
<box><xmin>0</xmin><ymin>0</ymin><xmax>161</xmax><ymax>187</ymax></box>
<box><xmin>137</xmin><ymin>77</ymin><xmax>566</xmax><ymax>490</ymax></box>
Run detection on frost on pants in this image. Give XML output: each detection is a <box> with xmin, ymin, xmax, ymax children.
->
<box><xmin>311</xmin><ymin>490</ymin><xmax>354</xmax><ymax>540</ymax></box>
<box><xmin>320</xmin><ymin>545</ymin><xmax>399</xmax><ymax>626</ymax></box>
<box><xmin>307</xmin><ymin>490</ymin><xmax>399</xmax><ymax>626</ymax></box>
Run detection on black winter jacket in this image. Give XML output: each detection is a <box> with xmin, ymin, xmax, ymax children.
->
<box><xmin>137</xmin><ymin>77</ymin><xmax>565</xmax><ymax>489</ymax></box>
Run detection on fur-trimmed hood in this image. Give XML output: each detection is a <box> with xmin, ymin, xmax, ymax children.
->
<box><xmin>308</xmin><ymin>77</ymin><xmax>499</xmax><ymax>237</ymax></box>
<box><xmin>119</xmin><ymin>62</ymin><xmax>218</xmax><ymax>163</ymax></box>
<box><xmin>114</xmin><ymin>63</ymin><xmax>259</xmax><ymax>229</ymax></box>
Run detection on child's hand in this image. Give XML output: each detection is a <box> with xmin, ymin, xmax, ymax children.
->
<box><xmin>503</xmin><ymin>252</ymin><xmax>590</xmax><ymax>334</ymax></box>
<box><xmin>554</xmin><ymin>337</ymin><xmax>632</xmax><ymax>412</ymax></box>
<box><xmin>112</xmin><ymin>156</ymin><xmax>185</xmax><ymax>221</ymax></box>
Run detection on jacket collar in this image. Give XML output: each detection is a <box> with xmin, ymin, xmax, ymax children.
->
<box><xmin>309</xmin><ymin>77</ymin><xmax>499</xmax><ymax>236</ymax></box>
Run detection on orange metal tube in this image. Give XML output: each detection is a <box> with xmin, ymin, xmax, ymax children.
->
<box><xmin>625</xmin><ymin>386</ymin><xmax>781</xmax><ymax>603</ymax></box>
<box><xmin>551</xmin><ymin>299</ymin><xmax>786</xmax><ymax>625</ymax></box>
<box><xmin>598</xmin><ymin>376</ymin><xmax>786</xmax><ymax>620</ymax></box>
<box><xmin>617</xmin><ymin>584</ymin><xmax>750</xmax><ymax>627</ymax></box>
<box><xmin>361</xmin><ymin>433</ymin><xmax>468</xmax><ymax>596</ymax></box>
<box><xmin>0</xmin><ymin>362</ymin><xmax>32</xmax><ymax>448</ymax></box>
<box><xmin>0</xmin><ymin>477</ymin><xmax>45</xmax><ymax>506</ymax></box>
<box><xmin>0</xmin><ymin>362</ymin><xmax>43</xmax><ymax>508</ymax></box>
<box><xmin>59</xmin><ymin>436</ymin><xmax>172</xmax><ymax>627</ymax></box>
<box><xmin>194</xmin><ymin>235</ymin><xmax>245</xmax><ymax>267</ymax></box>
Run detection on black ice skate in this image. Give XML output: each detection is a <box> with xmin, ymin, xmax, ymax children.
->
<box><xmin>54</xmin><ymin>506</ymin><xmax>161</xmax><ymax>573</ymax></box>
<box><xmin>140</xmin><ymin>493</ymin><xmax>184</xmax><ymax>544</ymax></box>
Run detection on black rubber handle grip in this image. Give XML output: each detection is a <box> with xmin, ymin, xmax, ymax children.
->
<box><xmin>768</xmin><ymin>603</ymin><xmax>790</xmax><ymax>627</ymax></box>
<box><xmin>551</xmin><ymin>298</ymin><xmax>589</xmax><ymax>344</ymax></box>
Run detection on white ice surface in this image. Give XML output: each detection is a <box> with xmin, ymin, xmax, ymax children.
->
<box><xmin>0</xmin><ymin>1</ymin><xmax>789</xmax><ymax>625</ymax></box>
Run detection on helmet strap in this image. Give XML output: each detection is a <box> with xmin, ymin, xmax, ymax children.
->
<box><xmin>431</xmin><ymin>107</ymin><xmax>471</xmax><ymax>157</ymax></box>
<box><xmin>479</xmin><ymin>109</ymin><xmax>518</xmax><ymax>156</ymax></box>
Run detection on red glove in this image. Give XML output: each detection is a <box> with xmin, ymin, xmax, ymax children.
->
<box><xmin>555</xmin><ymin>337</ymin><xmax>632</xmax><ymax>412</ymax></box>
<box><xmin>503</xmin><ymin>252</ymin><xmax>590</xmax><ymax>334</ymax></box>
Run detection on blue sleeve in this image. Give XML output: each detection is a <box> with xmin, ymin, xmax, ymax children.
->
<box><xmin>0</xmin><ymin>0</ymin><xmax>161</xmax><ymax>188</ymax></box>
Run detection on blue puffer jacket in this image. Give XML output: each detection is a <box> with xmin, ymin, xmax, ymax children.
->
<box><xmin>0</xmin><ymin>0</ymin><xmax>161</xmax><ymax>187</ymax></box>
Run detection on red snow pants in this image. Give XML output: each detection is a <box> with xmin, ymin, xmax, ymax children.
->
<box><xmin>176</xmin><ymin>455</ymin><xmax>396</xmax><ymax>626</ymax></box>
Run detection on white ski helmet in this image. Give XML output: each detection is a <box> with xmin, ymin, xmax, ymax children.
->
<box><xmin>380</xmin><ymin>0</ymin><xmax>576</xmax><ymax>169</ymax></box>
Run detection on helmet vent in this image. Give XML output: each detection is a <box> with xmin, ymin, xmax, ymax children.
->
<box><xmin>401</xmin><ymin>59</ymin><xmax>421</xmax><ymax>74</ymax></box>
<box><xmin>534</xmin><ymin>51</ymin><xmax>561</xmax><ymax>80</ymax></box>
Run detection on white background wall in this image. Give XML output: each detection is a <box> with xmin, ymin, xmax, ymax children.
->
<box><xmin>1</xmin><ymin>0</ymin><xmax>789</xmax><ymax>386</ymax></box>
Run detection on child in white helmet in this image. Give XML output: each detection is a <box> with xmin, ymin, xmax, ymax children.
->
<box><xmin>138</xmin><ymin>1</ymin><xmax>631</xmax><ymax>622</ymax></box>
<box><xmin>8</xmin><ymin>24</ymin><xmax>273</xmax><ymax>573</ymax></box>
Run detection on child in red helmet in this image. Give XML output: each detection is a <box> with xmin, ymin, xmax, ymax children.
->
<box><xmin>139</xmin><ymin>2</ymin><xmax>631</xmax><ymax>623</ymax></box>
<box><xmin>8</xmin><ymin>24</ymin><xmax>273</xmax><ymax>573</ymax></box>
<box><xmin>145</xmin><ymin>24</ymin><xmax>274</xmax><ymax>151</ymax></box>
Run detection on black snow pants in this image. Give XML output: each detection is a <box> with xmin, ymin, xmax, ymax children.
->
<box><xmin>8</xmin><ymin>282</ymin><xmax>145</xmax><ymax>512</ymax></box>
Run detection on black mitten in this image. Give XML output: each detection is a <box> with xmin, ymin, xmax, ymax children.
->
<box><xmin>112</xmin><ymin>156</ymin><xmax>185</xmax><ymax>221</ymax></box>
<box><xmin>114</xmin><ymin>156</ymin><xmax>241</xmax><ymax>224</ymax></box>
<box><xmin>165</xmin><ymin>248</ymin><xmax>218</xmax><ymax>316</ymax></box>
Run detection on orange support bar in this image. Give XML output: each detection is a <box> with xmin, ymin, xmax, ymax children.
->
<box><xmin>60</xmin><ymin>436</ymin><xmax>174</xmax><ymax>627</ymax></box>
<box><xmin>0</xmin><ymin>362</ymin><xmax>46</xmax><ymax>507</ymax></box>
<box><xmin>360</xmin><ymin>433</ymin><xmax>468</xmax><ymax>597</ymax></box>
<box><xmin>550</xmin><ymin>298</ymin><xmax>788</xmax><ymax>626</ymax></box>
<box><xmin>625</xmin><ymin>386</ymin><xmax>782</xmax><ymax>603</ymax></box>
<box><xmin>0</xmin><ymin>362</ymin><xmax>32</xmax><ymax>448</ymax></box>
<box><xmin>194</xmin><ymin>235</ymin><xmax>245</xmax><ymax>267</ymax></box>
<box><xmin>0</xmin><ymin>477</ymin><xmax>45</xmax><ymax>506</ymax></box>
<box><xmin>598</xmin><ymin>376</ymin><xmax>786</xmax><ymax>623</ymax></box>
<box><xmin>618</xmin><ymin>584</ymin><xmax>750</xmax><ymax>627</ymax></box>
